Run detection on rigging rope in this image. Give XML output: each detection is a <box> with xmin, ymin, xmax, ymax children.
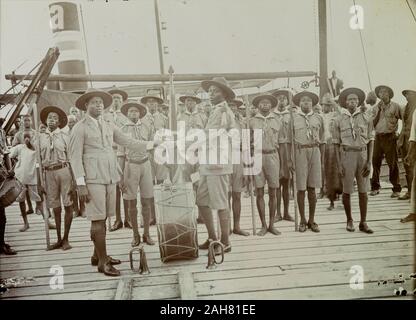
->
<box><xmin>352</xmin><ymin>0</ymin><xmax>373</xmax><ymax>91</ymax></box>
<box><xmin>406</xmin><ymin>0</ymin><xmax>416</xmax><ymax>24</ymax></box>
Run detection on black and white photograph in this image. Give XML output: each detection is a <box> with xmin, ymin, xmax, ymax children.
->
<box><xmin>0</xmin><ymin>0</ymin><xmax>415</xmax><ymax>304</ymax></box>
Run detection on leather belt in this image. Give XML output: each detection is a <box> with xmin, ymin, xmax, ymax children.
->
<box><xmin>127</xmin><ymin>157</ymin><xmax>149</xmax><ymax>165</ymax></box>
<box><xmin>376</xmin><ymin>132</ymin><xmax>394</xmax><ymax>137</ymax></box>
<box><xmin>262</xmin><ymin>149</ymin><xmax>277</xmax><ymax>155</ymax></box>
<box><xmin>44</xmin><ymin>163</ymin><xmax>68</xmax><ymax>171</ymax></box>
<box><xmin>342</xmin><ymin>146</ymin><xmax>367</xmax><ymax>152</ymax></box>
<box><xmin>297</xmin><ymin>144</ymin><xmax>319</xmax><ymax>149</ymax></box>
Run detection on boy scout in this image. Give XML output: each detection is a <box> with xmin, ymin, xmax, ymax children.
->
<box><xmin>291</xmin><ymin>91</ymin><xmax>325</xmax><ymax>233</ymax></box>
<box><xmin>141</xmin><ymin>95</ymin><xmax>168</xmax><ymax>225</ymax></box>
<box><xmin>118</xmin><ymin>101</ymin><xmax>155</xmax><ymax>246</ymax></box>
<box><xmin>250</xmin><ymin>94</ymin><xmax>287</xmax><ymax>236</ymax></box>
<box><xmin>272</xmin><ymin>89</ymin><xmax>294</xmax><ymax>222</ymax></box>
<box><xmin>197</xmin><ymin>77</ymin><xmax>235</xmax><ymax>253</ymax></box>
<box><xmin>335</xmin><ymin>88</ymin><xmax>374</xmax><ymax>233</ymax></box>
<box><xmin>106</xmin><ymin>87</ymin><xmax>131</xmax><ymax>232</ymax></box>
<box><xmin>228</xmin><ymin>98</ymin><xmax>249</xmax><ymax>236</ymax></box>
<box><xmin>69</xmin><ymin>88</ymin><xmax>157</xmax><ymax>277</ymax></box>
<box><xmin>39</xmin><ymin>106</ymin><xmax>73</xmax><ymax>250</ymax></box>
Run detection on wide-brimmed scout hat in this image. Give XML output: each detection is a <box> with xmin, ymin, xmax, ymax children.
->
<box><xmin>140</xmin><ymin>95</ymin><xmax>164</xmax><ymax>105</ymax></box>
<box><xmin>252</xmin><ymin>94</ymin><xmax>278</xmax><ymax>108</ymax></box>
<box><xmin>338</xmin><ymin>87</ymin><xmax>365</xmax><ymax>108</ymax></box>
<box><xmin>179</xmin><ymin>94</ymin><xmax>201</xmax><ymax>104</ymax></box>
<box><xmin>120</xmin><ymin>100</ymin><xmax>147</xmax><ymax>119</ymax></box>
<box><xmin>228</xmin><ymin>98</ymin><xmax>244</xmax><ymax>108</ymax></box>
<box><xmin>292</xmin><ymin>91</ymin><xmax>319</xmax><ymax>107</ymax></box>
<box><xmin>320</xmin><ymin>92</ymin><xmax>335</xmax><ymax>105</ymax></box>
<box><xmin>201</xmin><ymin>77</ymin><xmax>235</xmax><ymax>100</ymax></box>
<box><xmin>271</xmin><ymin>89</ymin><xmax>290</xmax><ymax>99</ymax></box>
<box><xmin>402</xmin><ymin>89</ymin><xmax>416</xmax><ymax>97</ymax></box>
<box><xmin>375</xmin><ymin>85</ymin><xmax>394</xmax><ymax>99</ymax></box>
<box><xmin>40</xmin><ymin>106</ymin><xmax>68</xmax><ymax>128</ymax></box>
<box><xmin>75</xmin><ymin>88</ymin><xmax>113</xmax><ymax>111</ymax></box>
<box><xmin>108</xmin><ymin>87</ymin><xmax>128</xmax><ymax>101</ymax></box>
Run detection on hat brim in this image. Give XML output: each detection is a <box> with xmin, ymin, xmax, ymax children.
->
<box><xmin>201</xmin><ymin>80</ymin><xmax>235</xmax><ymax>100</ymax></box>
<box><xmin>179</xmin><ymin>96</ymin><xmax>202</xmax><ymax>104</ymax></box>
<box><xmin>140</xmin><ymin>96</ymin><xmax>164</xmax><ymax>105</ymax></box>
<box><xmin>75</xmin><ymin>90</ymin><xmax>113</xmax><ymax>111</ymax></box>
<box><xmin>292</xmin><ymin>91</ymin><xmax>319</xmax><ymax>107</ymax></box>
<box><xmin>228</xmin><ymin>100</ymin><xmax>243</xmax><ymax>108</ymax></box>
<box><xmin>252</xmin><ymin>95</ymin><xmax>278</xmax><ymax>108</ymax></box>
<box><xmin>120</xmin><ymin>103</ymin><xmax>147</xmax><ymax>119</ymax></box>
<box><xmin>108</xmin><ymin>89</ymin><xmax>128</xmax><ymax>101</ymax></box>
<box><xmin>271</xmin><ymin>89</ymin><xmax>290</xmax><ymax>99</ymax></box>
<box><xmin>402</xmin><ymin>89</ymin><xmax>416</xmax><ymax>97</ymax></box>
<box><xmin>375</xmin><ymin>85</ymin><xmax>394</xmax><ymax>99</ymax></box>
<box><xmin>40</xmin><ymin>106</ymin><xmax>68</xmax><ymax>129</ymax></box>
<box><xmin>338</xmin><ymin>88</ymin><xmax>365</xmax><ymax>108</ymax></box>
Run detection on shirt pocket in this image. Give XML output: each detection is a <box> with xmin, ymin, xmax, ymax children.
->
<box><xmin>340</xmin><ymin>123</ymin><xmax>352</xmax><ymax>140</ymax></box>
<box><xmin>83</xmin><ymin>155</ymin><xmax>98</xmax><ymax>179</ymax></box>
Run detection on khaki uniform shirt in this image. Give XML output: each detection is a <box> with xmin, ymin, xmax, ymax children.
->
<box><xmin>39</xmin><ymin>128</ymin><xmax>69</xmax><ymax>167</ymax></box>
<box><xmin>291</xmin><ymin>111</ymin><xmax>325</xmax><ymax>146</ymax></box>
<box><xmin>335</xmin><ymin>108</ymin><xmax>374</xmax><ymax>148</ymax></box>
<box><xmin>69</xmin><ymin>115</ymin><xmax>150</xmax><ymax>185</ymax></box>
<box><xmin>117</xmin><ymin>120</ymin><xmax>152</xmax><ymax>162</ymax></box>
<box><xmin>249</xmin><ymin>113</ymin><xmax>285</xmax><ymax>151</ymax></box>
<box><xmin>177</xmin><ymin>110</ymin><xmax>207</xmax><ymax>131</ymax></box>
<box><xmin>273</xmin><ymin>109</ymin><xmax>290</xmax><ymax>144</ymax></box>
<box><xmin>372</xmin><ymin>100</ymin><xmax>401</xmax><ymax>134</ymax></box>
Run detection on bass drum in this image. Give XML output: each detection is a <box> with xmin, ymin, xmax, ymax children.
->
<box><xmin>154</xmin><ymin>182</ymin><xmax>198</xmax><ymax>263</ymax></box>
<box><xmin>0</xmin><ymin>177</ymin><xmax>23</xmax><ymax>208</ymax></box>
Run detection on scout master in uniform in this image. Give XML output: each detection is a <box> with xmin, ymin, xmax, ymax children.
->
<box><xmin>250</xmin><ymin>94</ymin><xmax>288</xmax><ymax>236</ymax></box>
<box><xmin>272</xmin><ymin>89</ymin><xmax>294</xmax><ymax>222</ymax></box>
<box><xmin>335</xmin><ymin>88</ymin><xmax>374</xmax><ymax>233</ymax></box>
<box><xmin>141</xmin><ymin>95</ymin><xmax>168</xmax><ymax>225</ymax></box>
<box><xmin>227</xmin><ymin>98</ymin><xmax>249</xmax><ymax>236</ymax></box>
<box><xmin>291</xmin><ymin>91</ymin><xmax>325</xmax><ymax>233</ymax></box>
<box><xmin>69</xmin><ymin>88</ymin><xmax>157</xmax><ymax>277</ymax></box>
<box><xmin>118</xmin><ymin>100</ymin><xmax>155</xmax><ymax>246</ymax></box>
<box><xmin>197</xmin><ymin>77</ymin><xmax>235</xmax><ymax>254</ymax></box>
<box><xmin>370</xmin><ymin>85</ymin><xmax>402</xmax><ymax>197</ymax></box>
<box><xmin>177</xmin><ymin>94</ymin><xmax>206</xmax><ymax>223</ymax></box>
<box><xmin>105</xmin><ymin>87</ymin><xmax>131</xmax><ymax>232</ymax></box>
<box><xmin>39</xmin><ymin>106</ymin><xmax>74</xmax><ymax>250</ymax></box>
<box><xmin>397</xmin><ymin>89</ymin><xmax>416</xmax><ymax>200</ymax></box>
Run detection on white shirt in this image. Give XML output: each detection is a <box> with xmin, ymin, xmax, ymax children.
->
<box><xmin>9</xmin><ymin>144</ymin><xmax>38</xmax><ymax>185</ymax></box>
<box><xmin>409</xmin><ymin>108</ymin><xmax>416</xmax><ymax>142</ymax></box>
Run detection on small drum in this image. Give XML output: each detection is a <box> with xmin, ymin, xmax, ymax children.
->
<box><xmin>154</xmin><ymin>182</ymin><xmax>198</xmax><ymax>263</ymax></box>
<box><xmin>0</xmin><ymin>177</ymin><xmax>23</xmax><ymax>208</ymax></box>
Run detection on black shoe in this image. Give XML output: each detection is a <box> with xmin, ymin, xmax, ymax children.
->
<box><xmin>346</xmin><ymin>220</ymin><xmax>355</xmax><ymax>232</ymax></box>
<box><xmin>91</xmin><ymin>255</ymin><xmax>121</xmax><ymax>266</ymax></box>
<box><xmin>26</xmin><ymin>209</ymin><xmax>34</xmax><ymax>215</ymax></box>
<box><xmin>0</xmin><ymin>243</ymin><xmax>17</xmax><ymax>255</ymax></box>
<box><xmin>370</xmin><ymin>190</ymin><xmax>380</xmax><ymax>196</ymax></box>
<box><xmin>299</xmin><ymin>222</ymin><xmax>307</xmax><ymax>233</ymax></box>
<box><xmin>359</xmin><ymin>222</ymin><xmax>374</xmax><ymax>234</ymax></box>
<box><xmin>109</xmin><ymin>221</ymin><xmax>123</xmax><ymax>232</ymax></box>
<box><xmin>199</xmin><ymin>239</ymin><xmax>211</xmax><ymax>250</ymax></box>
<box><xmin>98</xmin><ymin>262</ymin><xmax>121</xmax><ymax>277</ymax></box>
<box><xmin>308</xmin><ymin>221</ymin><xmax>320</xmax><ymax>233</ymax></box>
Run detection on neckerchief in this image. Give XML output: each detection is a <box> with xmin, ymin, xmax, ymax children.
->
<box><xmin>298</xmin><ymin>111</ymin><xmax>314</xmax><ymax>139</ymax></box>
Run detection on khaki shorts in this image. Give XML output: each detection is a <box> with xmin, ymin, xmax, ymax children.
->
<box><xmin>295</xmin><ymin>147</ymin><xmax>322</xmax><ymax>190</ymax></box>
<box><xmin>16</xmin><ymin>185</ymin><xmax>41</xmax><ymax>203</ymax></box>
<box><xmin>44</xmin><ymin>166</ymin><xmax>73</xmax><ymax>209</ymax></box>
<box><xmin>85</xmin><ymin>183</ymin><xmax>116</xmax><ymax>221</ymax></box>
<box><xmin>341</xmin><ymin>149</ymin><xmax>370</xmax><ymax>194</ymax></box>
<box><xmin>230</xmin><ymin>163</ymin><xmax>244</xmax><ymax>192</ymax></box>
<box><xmin>123</xmin><ymin>160</ymin><xmax>154</xmax><ymax>200</ymax></box>
<box><xmin>254</xmin><ymin>152</ymin><xmax>280</xmax><ymax>189</ymax></box>
<box><xmin>196</xmin><ymin>175</ymin><xmax>229</xmax><ymax>210</ymax></box>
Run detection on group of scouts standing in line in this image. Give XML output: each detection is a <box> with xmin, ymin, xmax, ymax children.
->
<box><xmin>1</xmin><ymin>76</ymin><xmax>415</xmax><ymax>277</ymax></box>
